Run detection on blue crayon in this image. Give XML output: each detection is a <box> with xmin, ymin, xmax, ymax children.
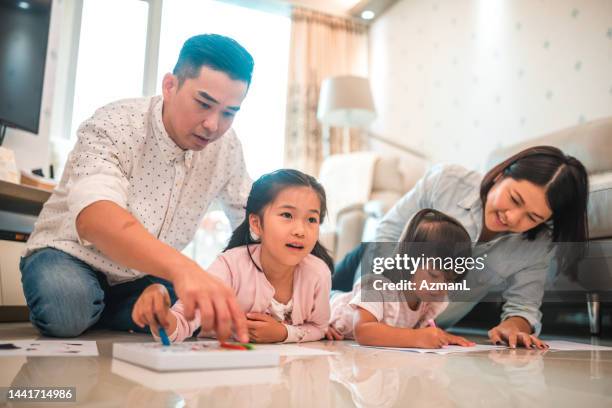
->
<box><xmin>158</xmin><ymin>327</ymin><xmax>171</xmax><ymax>346</ymax></box>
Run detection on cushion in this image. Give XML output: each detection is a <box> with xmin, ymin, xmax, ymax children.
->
<box><xmin>588</xmin><ymin>172</ymin><xmax>612</xmax><ymax>239</ymax></box>
<box><xmin>371</xmin><ymin>156</ymin><xmax>404</xmax><ymax>193</ymax></box>
<box><xmin>485</xmin><ymin>116</ymin><xmax>612</xmax><ymax>174</ymax></box>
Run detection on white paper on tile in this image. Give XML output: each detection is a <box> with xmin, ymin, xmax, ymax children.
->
<box><xmin>353</xmin><ymin>344</ymin><xmax>506</xmax><ymax>355</ymax></box>
<box><xmin>355</xmin><ymin>341</ymin><xmax>612</xmax><ymax>354</ymax></box>
<box><xmin>250</xmin><ymin>343</ymin><xmax>339</xmax><ymax>356</ymax></box>
<box><xmin>0</xmin><ymin>340</ymin><xmax>98</xmax><ymax>356</ymax></box>
<box><xmin>545</xmin><ymin>340</ymin><xmax>612</xmax><ymax>351</ymax></box>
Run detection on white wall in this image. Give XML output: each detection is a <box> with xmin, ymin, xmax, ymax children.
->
<box><xmin>368</xmin><ymin>0</ymin><xmax>612</xmax><ymax>170</ymax></box>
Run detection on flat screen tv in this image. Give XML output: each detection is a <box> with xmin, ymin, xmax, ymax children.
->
<box><xmin>0</xmin><ymin>0</ymin><xmax>52</xmax><ymax>134</ymax></box>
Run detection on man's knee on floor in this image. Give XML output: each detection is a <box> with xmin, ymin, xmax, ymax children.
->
<box><xmin>29</xmin><ymin>292</ymin><xmax>104</xmax><ymax>337</ymax></box>
<box><xmin>24</xmin><ymin>268</ymin><xmax>105</xmax><ymax>338</ymax></box>
<box><xmin>31</xmin><ymin>314</ymin><xmax>94</xmax><ymax>338</ymax></box>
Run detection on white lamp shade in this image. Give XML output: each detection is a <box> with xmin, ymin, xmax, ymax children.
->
<box><xmin>317</xmin><ymin>76</ymin><xmax>376</xmax><ymax>127</ymax></box>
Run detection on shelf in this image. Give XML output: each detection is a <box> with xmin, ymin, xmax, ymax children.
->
<box><xmin>0</xmin><ymin>179</ymin><xmax>51</xmax><ymax>216</ymax></box>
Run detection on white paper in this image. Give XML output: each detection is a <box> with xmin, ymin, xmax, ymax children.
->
<box><xmin>246</xmin><ymin>343</ymin><xmax>339</xmax><ymax>356</ymax></box>
<box><xmin>0</xmin><ymin>340</ymin><xmax>99</xmax><ymax>356</ymax></box>
<box><xmin>353</xmin><ymin>344</ymin><xmax>506</xmax><ymax>355</ymax></box>
<box><xmin>354</xmin><ymin>340</ymin><xmax>612</xmax><ymax>354</ymax></box>
<box><xmin>545</xmin><ymin>340</ymin><xmax>612</xmax><ymax>352</ymax></box>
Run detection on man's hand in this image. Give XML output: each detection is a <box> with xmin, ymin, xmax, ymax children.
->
<box><xmin>488</xmin><ymin>316</ymin><xmax>548</xmax><ymax>349</ymax></box>
<box><xmin>171</xmin><ymin>262</ymin><xmax>248</xmax><ymax>343</ymax></box>
<box><xmin>76</xmin><ymin>201</ymin><xmax>248</xmax><ymax>343</ymax></box>
<box><xmin>246</xmin><ymin>313</ymin><xmax>288</xmax><ymax>343</ymax></box>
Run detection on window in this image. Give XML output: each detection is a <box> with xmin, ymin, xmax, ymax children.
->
<box><xmin>70</xmin><ymin>0</ymin><xmax>149</xmax><ymax>139</ymax></box>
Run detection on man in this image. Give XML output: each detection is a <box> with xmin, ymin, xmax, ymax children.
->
<box><xmin>20</xmin><ymin>34</ymin><xmax>252</xmax><ymax>342</ymax></box>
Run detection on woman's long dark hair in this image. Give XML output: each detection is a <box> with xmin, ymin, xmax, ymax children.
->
<box><xmin>225</xmin><ymin>169</ymin><xmax>334</xmax><ymax>273</ymax></box>
<box><xmin>481</xmin><ymin>145</ymin><xmax>589</xmax><ymax>278</ymax></box>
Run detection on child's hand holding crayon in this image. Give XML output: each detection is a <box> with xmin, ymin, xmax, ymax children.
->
<box><xmin>132</xmin><ymin>283</ymin><xmax>177</xmax><ymax>339</ymax></box>
<box><xmin>413</xmin><ymin>326</ymin><xmax>475</xmax><ymax>349</ymax></box>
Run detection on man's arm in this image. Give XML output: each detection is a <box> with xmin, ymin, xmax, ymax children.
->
<box><xmin>66</xmin><ymin>117</ymin><xmax>247</xmax><ymax>342</ymax></box>
<box><xmin>76</xmin><ymin>201</ymin><xmax>248</xmax><ymax>343</ymax></box>
<box><xmin>77</xmin><ymin>201</ymin><xmax>191</xmax><ymax>282</ymax></box>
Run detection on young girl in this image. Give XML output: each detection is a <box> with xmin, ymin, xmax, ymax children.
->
<box><xmin>328</xmin><ymin>209</ymin><xmax>475</xmax><ymax>348</ymax></box>
<box><xmin>132</xmin><ymin>169</ymin><xmax>333</xmax><ymax>343</ymax></box>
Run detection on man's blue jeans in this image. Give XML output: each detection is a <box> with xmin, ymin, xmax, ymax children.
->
<box><xmin>20</xmin><ymin>248</ymin><xmax>177</xmax><ymax>338</ymax></box>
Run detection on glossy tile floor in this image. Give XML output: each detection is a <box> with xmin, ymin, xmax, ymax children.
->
<box><xmin>1</xmin><ymin>323</ymin><xmax>611</xmax><ymax>407</ymax></box>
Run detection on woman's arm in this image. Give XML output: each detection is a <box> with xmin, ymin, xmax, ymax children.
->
<box><xmin>488</xmin><ymin>261</ymin><xmax>549</xmax><ymax>349</ymax></box>
<box><xmin>488</xmin><ymin>316</ymin><xmax>548</xmax><ymax>349</ymax></box>
<box><xmin>500</xmin><ymin>261</ymin><xmax>548</xmax><ymax>332</ymax></box>
<box><xmin>353</xmin><ymin>307</ymin><xmax>473</xmax><ymax>348</ymax></box>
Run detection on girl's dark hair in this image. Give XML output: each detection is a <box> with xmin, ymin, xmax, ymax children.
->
<box><xmin>390</xmin><ymin>209</ymin><xmax>472</xmax><ymax>282</ymax></box>
<box><xmin>480</xmin><ymin>145</ymin><xmax>589</xmax><ymax>278</ymax></box>
<box><xmin>225</xmin><ymin>169</ymin><xmax>334</xmax><ymax>273</ymax></box>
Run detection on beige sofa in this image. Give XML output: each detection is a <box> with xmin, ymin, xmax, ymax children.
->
<box><xmin>320</xmin><ymin>153</ymin><xmax>428</xmax><ymax>262</ymax></box>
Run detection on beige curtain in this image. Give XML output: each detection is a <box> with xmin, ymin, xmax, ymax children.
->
<box><xmin>284</xmin><ymin>7</ymin><xmax>369</xmax><ymax>176</ymax></box>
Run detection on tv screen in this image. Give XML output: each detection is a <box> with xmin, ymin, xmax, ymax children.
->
<box><xmin>0</xmin><ymin>0</ymin><xmax>52</xmax><ymax>134</ymax></box>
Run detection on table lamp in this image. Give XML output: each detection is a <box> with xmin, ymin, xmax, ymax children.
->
<box><xmin>317</xmin><ymin>75</ymin><xmax>376</xmax><ymax>155</ymax></box>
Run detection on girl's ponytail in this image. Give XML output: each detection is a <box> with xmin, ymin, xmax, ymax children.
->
<box><xmin>225</xmin><ymin>217</ymin><xmax>256</xmax><ymax>251</ymax></box>
<box><xmin>311</xmin><ymin>242</ymin><xmax>334</xmax><ymax>274</ymax></box>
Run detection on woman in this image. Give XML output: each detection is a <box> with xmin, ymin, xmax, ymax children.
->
<box><xmin>332</xmin><ymin>146</ymin><xmax>589</xmax><ymax>348</ymax></box>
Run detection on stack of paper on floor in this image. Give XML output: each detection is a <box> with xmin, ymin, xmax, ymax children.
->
<box><xmin>113</xmin><ymin>342</ymin><xmax>279</xmax><ymax>372</ymax></box>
